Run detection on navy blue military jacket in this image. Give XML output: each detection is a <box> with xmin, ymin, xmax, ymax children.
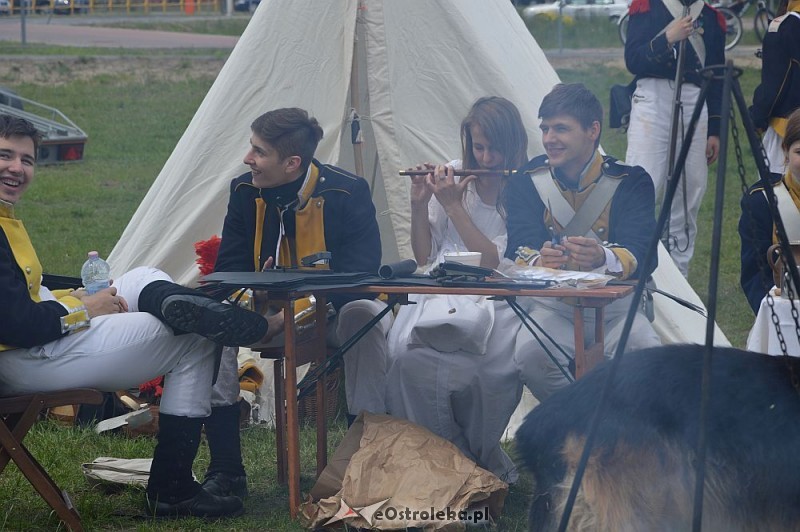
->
<box><xmin>504</xmin><ymin>153</ymin><xmax>658</xmax><ymax>280</ymax></box>
<box><xmin>214</xmin><ymin>159</ymin><xmax>381</xmax><ymax>310</ymax></box>
<box><xmin>739</xmin><ymin>173</ymin><xmax>786</xmax><ymax>314</ymax></box>
<box><xmin>750</xmin><ymin>12</ymin><xmax>800</xmax><ymax>131</ymax></box>
<box><xmin>625</xmin><ymin>0</ymin><xmax>726</xmax><ymax>137</ymax></box>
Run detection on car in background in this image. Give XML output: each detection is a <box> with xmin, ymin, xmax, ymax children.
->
<box><xmin>0</xmin><ymin>0</ymin><xmax>10</xmax><ymax>15</ymax></box>
<box><xmin>52</xmin><ymin>0</ymin><xmax>89</xmax><ymax>14</ymax></box>
<box><xmin>522</xmin><ymin>0</ymin><xmax>629</xmax><ymax>22</ymax></box>
<box><xmin>234</xmin><ymin>0</ymin><xmax>258</xmax><ymax>12</ymax></box>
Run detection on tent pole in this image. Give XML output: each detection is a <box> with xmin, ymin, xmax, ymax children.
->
<box><xmin>350</xmin><ymin>29</ymin><xmax>365</xmax><ymax>178</ymax></box>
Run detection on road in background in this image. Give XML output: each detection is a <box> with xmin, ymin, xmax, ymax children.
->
<box><xmin>0</xmin><ymin>15</ymin><xmax>238</xmax><ymax>48</ymax></box>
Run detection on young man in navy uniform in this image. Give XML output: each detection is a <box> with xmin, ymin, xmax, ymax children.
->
<box><xmin>505</xmin><ymin>83</ymin><xmax>661</xmax><ymax>401</ymax></box>
<box><xmin>204</xmin><ymin>108</ymin><xmax>391</xmax><ymax>499</ymax></box>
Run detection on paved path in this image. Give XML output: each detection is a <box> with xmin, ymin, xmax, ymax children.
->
<box><xmin>0</xmin><ymin>16</ymin><xmax>239</xmax><ymax>48</ymax></box>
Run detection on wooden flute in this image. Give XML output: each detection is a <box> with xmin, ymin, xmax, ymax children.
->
<box><xmin>398</xmin><ymin>169</ymin><xmax>517</xmax><ymax>177</ymax></box>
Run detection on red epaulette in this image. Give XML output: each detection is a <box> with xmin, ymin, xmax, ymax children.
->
<box><xmin>707</xmin><ymin>4</ymin><xmax>728</xmax><ymax>32</ymax></box>
<box><xmin>629</xmin><ymin>0</ymin><xmax>650</xmax><ymax>14</ymax></box>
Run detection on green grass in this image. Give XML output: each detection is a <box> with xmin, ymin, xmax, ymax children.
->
<box><xmin>0</xmin><ymin>42</ymin><xmax>231</xmax><ymax>58</ymax></box>
<box><xmin>0</xmin><ymin>417</ymin><xmax>349</xmax><ymax>530</ymax></box>
<box><xmin>524</xmin><ymin>16</ymin><xmax>624</xmax><ymax>49</ymax></box>
<box><xmin>101</xmin><ymin>17</ymin><xmax>250</xmax><ymax>35</ymax></box>
<box><xmin>5</xmin><ymin>66</ymin><xmax>215</xmax><ymax>270</ymax></box>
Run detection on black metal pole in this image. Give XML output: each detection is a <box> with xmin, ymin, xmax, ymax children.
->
<box><xmin>662</xmin><ymin>7</ymin><xmax>690</xmax><ymax>251</ymax></box>
<box><xmin>20</xmin><ymin>0</ymin><xmax>27</xmax><ymax>46</ymax></box>
<box><xmin>693</xmin><ymin>60</ymin><xmax>734</xmax><ymax>532</ymax></box>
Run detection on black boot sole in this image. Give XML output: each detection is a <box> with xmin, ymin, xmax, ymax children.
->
<box><xmin>161</xmin><ymin>295</ymin><xmax>267</xmax><ymax>347</ymax></box>
<box><xmin>145</xmin><ymin>488</ymin><xmax>245</xmax><ymax>519</ymax></box>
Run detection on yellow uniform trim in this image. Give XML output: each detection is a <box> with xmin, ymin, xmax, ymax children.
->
<box><xmin>254</xmin><ymin>198</ymin><xmax>266</xmax><ymax>270</ymax></box>
<box><xmin>0</xmin><ymin>213</ymin><xmax>90</xmax><ymax>352</ymax></box>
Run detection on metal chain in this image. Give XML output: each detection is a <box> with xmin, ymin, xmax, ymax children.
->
<box><xmin>732</xmin><ymin>103</ymin><xmax>800</xmax><ymax>391</ymax></box>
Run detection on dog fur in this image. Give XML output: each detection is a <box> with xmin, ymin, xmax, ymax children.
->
<box><xmin>515</xmin><ymin>345</ymin><xmax>800</xmax><ymax>531</ymax></box>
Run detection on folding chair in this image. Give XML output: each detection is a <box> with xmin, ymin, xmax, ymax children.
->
<box><xmin>0</xmin><ymin>388</ymin><xmax>104</xmax><ymax>532</ymax></box>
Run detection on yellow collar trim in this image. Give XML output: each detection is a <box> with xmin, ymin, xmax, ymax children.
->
<box><xmin>297</xmin><ymin>162</ymin><xmax>321</xmax><ymax>209</ymax></box>
<box><xmin>0</xmin><ymin>200</ymin><xmax>15</xmax><ymax>219</ymax></box>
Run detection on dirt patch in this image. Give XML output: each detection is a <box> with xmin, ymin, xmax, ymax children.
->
<box><xmin>0</xmin><ymin>55</ymin><xmax>226</xmax><ymax>85</ymax></box>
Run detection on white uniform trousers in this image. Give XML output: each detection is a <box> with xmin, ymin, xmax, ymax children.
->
<box><xmin>513</xmin><ymin>295</ymin><xmax>662</xmax><ymax>402</ymax></box>
<box><xmin>626</xmin><ymin>77</ymin><xmax>709</xmax><ymax>277</ymax></box>
<box><xmin>0</xmin><ymin>267</ymin><xmax>235</xmax><ymax>418</ymax></box>
<box><xmin>386</xmin><ymin>300</ymin><xmax>522</xmax><ymax>482</ymax></box>
<box><xmin>330</xmin><ymin>298</ymin><xmax>392</xmax><ymax>416</ymax></box>
<box><xmin>253</xmin><ymin>298</ymin><xmax>392</xmax><ymax>416</ymax></box>
<box><xmin>763</xmin><ymin>126</ymin><xmax>787</xmax><ymax>175</ymax></box>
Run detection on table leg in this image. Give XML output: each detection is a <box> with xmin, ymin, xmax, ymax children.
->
<box><xmin>273</xmin><ymin>358</ymin><xmax>286</xmax><ymax>485</ymax></box>
<box><xmin>573</xmin><ymin>306</ymin><xmax>587</xmax><ymax>377</ymax></box>
<box><xmin>315</xmin><ymin>295</ymin><xmax>328</xmax><ymax>477</ymax></box>
<box><xmin>594</xmin><ymin>306</ymin><xmax>605</xmax><ymax>349</ymax></box>
<box><xmin>283</xmin><ymin>300</ymin><xmax>301</xmax><ymax>518</ymax></box>
<box><xmin>574</xmin><ymin>305</ymin><xmax>606</xmax><ymax>378</ymax></box>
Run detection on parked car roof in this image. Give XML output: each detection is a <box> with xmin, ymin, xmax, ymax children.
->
<box><xmin>522</xmin><ymin>0</ymin><xmax>629</xmax><ymax>21</ymax></box>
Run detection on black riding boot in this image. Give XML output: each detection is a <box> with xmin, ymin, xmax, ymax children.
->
<box><xmin>138</xmin><ymin>280</ymin><xmax>267</xmax><ymax>346</ymax></box>
<box><xmin>145</xmin><ymin>413</ymin><xmax>243</xmax><ymax>518</ymax></box>
<box><xmin>201</xmin><ymin>402</ymin><xmax>248</xmax><ymax>499</ymax></box>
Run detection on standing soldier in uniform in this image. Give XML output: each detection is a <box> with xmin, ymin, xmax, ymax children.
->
<box><xmin>624</xmin><ymin>0</ymin><xmax>726</xmax><ymax>277</ymax></box>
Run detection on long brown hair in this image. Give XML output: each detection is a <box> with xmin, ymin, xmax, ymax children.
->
<box><xmin>461</xmin><ymin>97</ymin><xmax>528</xmax><ymax>217</ymax></box>
<box><xmin>461</xmin><ymin>96</ymin><xmax>528</xmax><ymax>171</ymax></box>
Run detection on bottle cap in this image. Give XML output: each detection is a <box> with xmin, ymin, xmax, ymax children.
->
<box><xmin>88</xmin><ymin>251</ymin><xmax>99</xmax><ymax>258</ymax></box>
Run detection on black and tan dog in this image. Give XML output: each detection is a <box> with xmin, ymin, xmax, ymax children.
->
<box><xmin>515</xmin><ymin>344</ymin><xmax>800</xmax><ymax>531</ymax></box>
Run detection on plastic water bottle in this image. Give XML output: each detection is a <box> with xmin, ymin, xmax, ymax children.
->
<box><xmin>80</xmin><ymin>251</ymin><xmax>111</xmax><ymax>295</ymax></box>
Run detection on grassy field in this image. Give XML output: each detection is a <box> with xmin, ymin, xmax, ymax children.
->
<box><xmin>0</xmin><ymin>14</ymin><xmax>768</xmax><ymax>531</ymax></box>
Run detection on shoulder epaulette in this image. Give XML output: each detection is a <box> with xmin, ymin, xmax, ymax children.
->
<box><xmin>600</xmin><ymin>156</ymin><xmax>631</xmax><ymax>179</ymax></box>
<box><xmin>706</xmin><ymin>5</ymin><xmax>727</xmax><ymax>31</ymax></box>
<box><xmin>321</xmin><ymin>163</ymin><xmax>360</xmax><ymax>182</ymax></box>
<box><xmin>746</xmin><ymin>173</ymin><xmax>783</xmax><ymax>195</ymax></box>
<box><xmin>522</xmin><ymin>154</ymin><xmax>550</xmax><ymax>176</ymax></box>
<box><xmin>771</xmin><ymin>11</ymin><xmax>800</xmax><ymax>32</ymax></box>
<box><xmin>629</xmin><ymin>0</ymin><xmax>649</xmax><ymax>15</ymax></box>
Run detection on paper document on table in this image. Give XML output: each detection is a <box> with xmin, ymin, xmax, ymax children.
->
<box><xmin>502</xmin><ymin>264</ymin><xmax>613</xmax><ymax>288</ymax></box>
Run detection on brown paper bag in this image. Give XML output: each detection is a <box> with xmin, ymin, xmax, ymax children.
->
<box><xmin>300</xmin><ymin>413</ymin><xmax>508</xmax><ymax>530</ymax></box>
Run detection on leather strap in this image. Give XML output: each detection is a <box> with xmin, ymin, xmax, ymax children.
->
<box><xmin>662</xmin><ymin>0</ymin><xmax>706</xmax><ymax>67</ymax></box>
<box><xmin>530</xmin><ymin>169</ymin><xmax>622</xmax><ymax>240</ymax></box>
<box><xmin>767</xmin><ymin>183</ymin><xmax>800</xmax><ymax>241</ymax></box>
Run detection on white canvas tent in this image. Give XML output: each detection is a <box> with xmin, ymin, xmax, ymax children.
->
<box><xmin>109</xmin><ymin>0</ymin><xmax>729</xmax><ymax>347</ymax></box>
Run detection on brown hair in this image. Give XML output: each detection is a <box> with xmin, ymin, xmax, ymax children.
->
<box><xmin>461</xmin><ymin>97</ymin><xmax>528</xmax><ymax>217</ymax></box>
<box><xmin>782</xmin><ymin>108</ymin><xmax>800</xmax><ymax>153</ymax></box>
<box><xmin>0</xmin><ymin>114</ymin><xmax>41</xmax><ymax>155</ymax></box>
<box><xmin>539</xmin><ymin>83</ymin><xmax>603</xmax><ymax>147</ymax></box>
<box><xmin>250</xmin><ymin>108</ymin><xmax>324</xmax><ymax>171</ymax></box>
<box><xmin>461</xmin><ymin>96</ymin><xmax>529</xmax><ymax>170</ymax></box>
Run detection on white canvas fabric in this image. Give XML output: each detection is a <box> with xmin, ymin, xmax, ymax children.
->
<box><xmin>108</xmin><ymin>0</ymin><xmax>559</xmax><ymax>281</ymax></box>
<box><xmin>107</xmin><ymin>0</ymin><xmax>730</xmax><ymax>437</ymax></box>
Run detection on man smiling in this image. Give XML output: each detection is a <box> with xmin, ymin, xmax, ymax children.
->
<box><xmin>504</xmin><ymin>83</ymin><xmax>661</xmax><ymax>400</ymax></box>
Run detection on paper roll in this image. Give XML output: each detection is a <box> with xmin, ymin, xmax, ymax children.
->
<box><xmin>378</xmin><ymin>259</ymin><xmax>418</xmax><ymax>279</ymax></box>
